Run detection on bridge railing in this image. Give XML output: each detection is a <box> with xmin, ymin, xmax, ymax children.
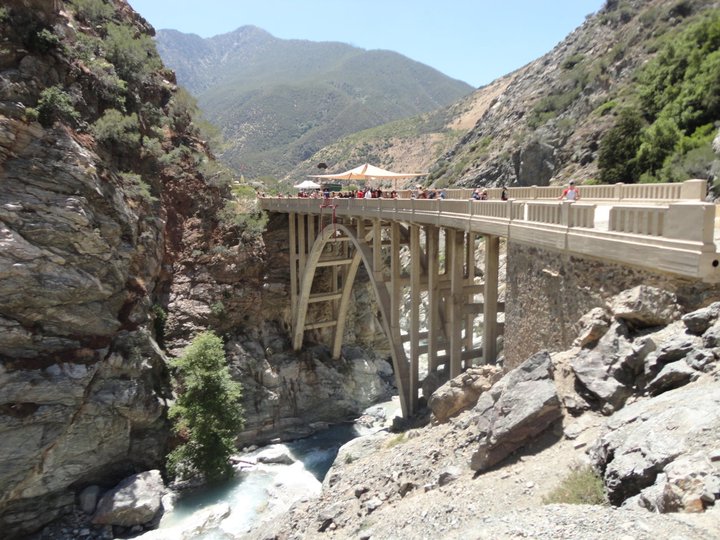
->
<box><xmin>381</xmin><ymin>179</ymin><xmax>705</xmax><ymax>202</ymax></box>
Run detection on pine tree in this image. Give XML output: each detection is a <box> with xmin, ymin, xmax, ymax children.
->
<box><xmin>167</xmin><ymin>331</ymin><xmax>244</xmax><ymax>482</ymax></box>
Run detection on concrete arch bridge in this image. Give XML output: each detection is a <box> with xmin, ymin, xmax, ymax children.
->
<box><xmin>259</xmin><ymin>179</ymin><xmax>720</xmax><ymax>417</ymax></box>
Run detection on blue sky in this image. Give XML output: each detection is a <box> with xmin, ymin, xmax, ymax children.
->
<box><xmin>127</xmin><ymin>0</ymin><xmax>606</xmax><ymax>87</ymax></box>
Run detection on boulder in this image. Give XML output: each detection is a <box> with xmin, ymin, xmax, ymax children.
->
<box><xmin>571</xmin><ymin>321</ymin><xmax>635</xmax><ymax>409</ymax></box>
<box><xmin>646</xmin><ymin>360</ymin><xmax>699</xmax><ymax>396</ymax></box>
<box><xmin>590</xmin><ymin>383</ymin><xmax>720</xmax><ymax>507</ymax></box>
<box><xmin>636</xmin><ymin>452</ymin><xmax>720</xmax><ymax>513</ymax></box>
<box><xmin>93</xmin><ymin>470</ymin><xmax>165</xmax><ymax>527</ymax></box>
<box><xmin>702</xmin><ymin>321</ymin><xmax>720</xmax><ymax>348</ymax></box>
<box><xmin>136</xmin><ymin>503</ymin><xmax>231</xmax><ymax>540</ymax></box>
<box><xmin>470</xmin><ymin>351</ymin><xmax>562</xmax><ymax>471</ymax></box>
<box><xmin>644</xmin><ymin>336</ymin><xmax>702</xmax><ymax>378</ymax></box>
<box><xmin>428</xmin><ymin>365</ymin><xmax>503</xmax><ymax>422</ymax></box>
<box><xmin>573</xmin><ymin>307</ymin><xmax>611</xmax><ymax>347</ymax></box>
<box><xmin>609</xmin><ymin>286</ymin><xmax>681</xmax><ymax>328</ymax></box>
<box><xmin>681</xmin><ymin>302</ymin><xmax>720</xmax><ymax>335</ymax></box>
<box><xmin>79</xmin><ymin>485</ymin><xmax>102</xmax><ymax>515</ymax></box>
<box><xmin>255</xmin><ymin>446</ymin><xmax>295</xmax><ymax>465</ymax></box>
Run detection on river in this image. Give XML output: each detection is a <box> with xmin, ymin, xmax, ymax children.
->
<box><xmin>152</xmin><ymin>400</ymin><xmax>400</xmax><ymax>539</ymax></box>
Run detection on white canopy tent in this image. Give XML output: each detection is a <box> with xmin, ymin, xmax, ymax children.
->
<box><xmin>309</xmin><ymin>163</ymin><xmax>426</xmax><ymax>184</ymax></box>
<box><xmin>293</xmin><ymin>179</ymin><xmax>322</xmax><ymax>189</ymax></box>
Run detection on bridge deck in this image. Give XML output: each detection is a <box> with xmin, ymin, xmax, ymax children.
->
<box><xmin>260</xmin><ymin>184</ymin><xmax>720</xmax><ymax>283</ymax></box>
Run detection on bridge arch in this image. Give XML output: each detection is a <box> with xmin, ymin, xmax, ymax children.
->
<box><xmin>291</xmin><ymin>221</ymin><xmax>413</xmax><ymax>416</ymax></box>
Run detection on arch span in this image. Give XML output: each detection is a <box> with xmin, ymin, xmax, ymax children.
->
<box><xmin>292</xmin><ymin>222</ymin><xmax>412</xmax><ymax>416</ymax></box>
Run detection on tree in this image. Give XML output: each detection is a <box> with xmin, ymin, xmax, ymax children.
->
<box><xmin>167</xmin><ymin>331</ymin><xmax>244</xmax><ymax>482</ymax></box>
<box><xmin>598</xmin><ymin>108</ymin><xmax>644</xmax><ymax>184</ymax></box>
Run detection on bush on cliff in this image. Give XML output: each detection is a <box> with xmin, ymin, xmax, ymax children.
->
<box><xmin>167</xmin><ymin>331</ymin><xmax>244</xmax><ymax>482</ymax></box>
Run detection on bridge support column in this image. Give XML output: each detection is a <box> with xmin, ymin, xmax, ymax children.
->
<box><xmin>426</xmin><ymin>225</ymin><xmax>440</xmax><ymax>374</ymax></box>
<box><xmin>372</xmin><ymin>218</ymin><xmax>383</xmax><ymax>282</ymax></box>
<box><xmin>409</xmin><ymin>224</ymin><xmax>421</xmax><ymax>413</ymax></box>
<box><xmin>289</xmin><ymin>212</ymin><xmax>298</xmax><ymax>317</ymax></box>
<box><xmin>448</xmin><ymin>228</ymin><xmax>464</xmax><ymax>378</ymax></box>
<box><xmin>464</xmin><ymin>232</ymin><xmax>476</xmax><ymax>365</ymax></box>
<box><xmin>483</xmin><ymin>234</ymin><xmax>500</xmax><ymax>364</ymax></box>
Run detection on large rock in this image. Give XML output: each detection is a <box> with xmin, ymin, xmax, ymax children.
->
<box><xmin>573</xmin><ymin>307</ymin><xmax>611</xmax><ymax>348</ymax></box>
<box><xmin>590</xmin><ymin>382</ymin><xmax>720</xmax><ymax>508</ymax></box>
<box><xmin>681</xmin><ymin>302</ymin><xmax>720</xmax><ymax>335</ymax></box>
<box><xmin>428</xmin><ymin>365</ymin><xmax>503</xmax><ymax>422</ymax></box>
<box><xmin>571</xmin><ymin>321</ymin><xmax>635</xmax><ymax>410</ymax></box>
<box><xmin>609</xmin><ymin>286</ymin><xmax>681</xmax><ymax>328</ymax></box>
<box><xmin>633</xmin><ymin>452</ymin><xmax>720</xmax><ymax>513</ymax></box>
<box><xmin>93</xmin><ymin>470</ymin><xmax>165</xmax><ymax>527</ymax></box>
<box><xmin>470</xmin><ymin>351</ymin><xmax>562</xmax><ymax>471</ymax></box>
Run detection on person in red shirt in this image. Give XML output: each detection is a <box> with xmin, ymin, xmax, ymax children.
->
<box><xmin>559</xmin><ymin>180</ymin><xmax>580</xmax><ymax>201</ymax></box>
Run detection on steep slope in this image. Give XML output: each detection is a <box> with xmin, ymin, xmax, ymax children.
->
<box><xmin>155</xmin><ymin>26</ymin><xmax>474</xmax><ymax>178</ymax></box>
<box><xmin>428</xmin><ymin>0</ymin><xmax>720</xmax><ymax>188</ymax></box>
<box><xmin>290</xmin><ymin>0</ymin><xmax>719</xmax><ymax>191</ymax></box>
<box><xmin>0</xmin><ymin>0</ymin><xmax>249</xmax><ymax>535</ymax></box>
<box><xmin>284</xmin><ymin>73</ymin><xmax>516</xmax><ymax>187</ymax></box>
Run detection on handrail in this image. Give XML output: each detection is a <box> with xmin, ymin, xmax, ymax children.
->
<box><xmin>303</xmin><ymin>179</ymin><xmax>706</xmax><ymax>203</ymax></box>
<box><xmin>259</xmin><ymin>193</ymin><xmax>720</xmax><ymax>282</ymax></box>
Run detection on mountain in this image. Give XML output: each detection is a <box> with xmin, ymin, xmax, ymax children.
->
<box><xmin>284</xmin><ymin>73</ymin><xmax>515</xmax><ymax>187</ymax></box>
<box><xmin>154</xmin><ymin>26</ymin><xmax>474</xmax><ymax>179</ymax></box>
<box><xmin>293</xmin><ymin>0</ymin><xmax>720</xmax><ymax>191</ymax></box>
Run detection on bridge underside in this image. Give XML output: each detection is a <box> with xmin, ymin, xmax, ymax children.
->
<box><xmin>287</xmin><ymin>211</ymin><xmax>503</xmax><ymax>417</ymax></box>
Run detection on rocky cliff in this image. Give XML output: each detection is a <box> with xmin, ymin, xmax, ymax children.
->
<box><xmin>431</xmin><ymin>0</ymin><xmax>720</xmax><ymax>188</ymax></box>
<box><xmin>0</xmin><ymin>2</ymin><xmax>392</xmax><ymax>537</ymax></box>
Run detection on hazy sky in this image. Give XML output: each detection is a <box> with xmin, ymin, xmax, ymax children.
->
<box><xmin>127</xmin><ymin>0</ymin><xmax>606</xmax><ymax>87</ymax></box>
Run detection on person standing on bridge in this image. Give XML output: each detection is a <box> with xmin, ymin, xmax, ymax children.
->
<box><xmin>559</xmin><ymin>180</ymin><xmax>580</xmax><ymax>202</ymax></box>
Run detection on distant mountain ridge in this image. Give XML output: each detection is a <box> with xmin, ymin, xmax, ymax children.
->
<box><xmin>155</xmin><ymin>26</ymin><xmax>474</xmax><ymax>178</ymax></box>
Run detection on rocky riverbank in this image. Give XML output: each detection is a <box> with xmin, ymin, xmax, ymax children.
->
<box><xmin>248</xmin><ymin>286</ymin><xmax>720</xmax><ymax>539</ymax></box>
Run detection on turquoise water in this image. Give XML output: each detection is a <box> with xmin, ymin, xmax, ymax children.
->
<box><xmin>157</xmin><ymin>422</ymin><xmax>369</xmax><ymax>538</ymax></box>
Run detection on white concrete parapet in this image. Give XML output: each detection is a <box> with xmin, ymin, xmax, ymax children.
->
<box><xmin>259</xmin><ymin>191</ymin><xmax>720</xmax><ymax>282</ymax></box>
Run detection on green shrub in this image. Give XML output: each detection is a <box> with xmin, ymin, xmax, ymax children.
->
<box><xmin>542</xmin><ymin>465</ymin><xmax>607</xmax><ymax>505</ymax></box>
<box><xmin>87</xmin><ymin>59</ymin><xmax>127</xmax><ymax>107</ymax></box>
<box><xmin>30</xmin><ymin>28</ymin><xmax>61</xmax><ymax>53</ymax></box>
<box><xmin>167</xmin><ymin>331</ymin><xmax>244</xmax><ymax>482</ymax></box>
<box><xmin>24</xmin><ymin>107</ymin><xmax>39</xmax><ymax>123</ymax></box>
<box><xmin>218</xmin><ymin>201</ymin><xmax>268</xmax><ymax>239</ymax></box>
<box><xmin>104</xmin><ymin>22</ymin><xmax>162</xmax><ymax>82</ymax></box>
<box><xmin>36</xmin><ymin>86</ymin><xmax>79</xmax><ymax>127</ymax></box>
<box><xmin>562</xmin><ymin>53</ymin><xmax>585</xmax><ymax>70</ymax></box>
<box><xmin>210</xmin><ymin>301</ymin><xmax>226</xmax><ymax>318</ymax></box>
<box><xmin>92</xmin><ymin>109</ymin><xmax>139</xmax><ymax>146</ymax></box>
<box><xmin>593</xmin><ymin>100</ymin><xmax>617</xmax><ymax>116</ymax></box>
<box><xmin>0</xmin><ymin>7</ymin><xmax>9</xmax><ymax>24</ymax></box>
<box><xmin>168</xmin><ymin>87</ymin><xmax>199</xmax><ymax>133</ymax></box>
<box><xmin>70</xmin><ymin>0</ymin><xmax>114</xmax><ymax>25</ymax></box>
<box><xmin>119</xmin><ymin>172</ymin><xmax>156</xmax><ymax>202</ymax></box>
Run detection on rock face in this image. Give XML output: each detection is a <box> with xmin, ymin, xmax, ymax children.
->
<box><xmin>590</xmin><ymin>382</ymin><xmax>720</xmax><ymax>510</ymax></box>
<box><xmin>232</xmin><ymin>338</ymin><xmax>394</xmax><ymax>444</ymax></box>
<box><xmin>0</xmin><ymin>3</ymin><xmax>217</xmax><ymax>536</ymax></box>
<box><xmin>469</xmin><ymin>351</ymin><xmax>562</xmax><ymax>471</ymax></box>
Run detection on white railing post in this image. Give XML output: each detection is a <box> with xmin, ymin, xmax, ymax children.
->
<box><xmin>614</xmin><ymin>182</ymin><xmax>625</xmax><ymax>200</ymax></box>
<box><xmin>664</xmin><ymin>202</ymin><xmax>715</xmax><ymax>244</ymax></box>
<box><xmin>681</xmin><ymin>179</ymin><xmax>708</xmax><ymax>201</ymax></box>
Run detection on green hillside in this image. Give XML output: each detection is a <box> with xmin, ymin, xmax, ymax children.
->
<box><xmin>155</xmin><ymin>26</ymin><xmax>474</xmax><ymax>179</ymax></box>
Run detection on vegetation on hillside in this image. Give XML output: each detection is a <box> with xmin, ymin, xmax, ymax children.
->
<box><xmin>156</xmin><ymin>27</ymin><xmax>473</xmax><ymax>180</ymax></box>
<box><xmin>167</xmin><ymin>332</ymin><xmax>244</xmax><ymax>482</ymax></box>
<box><xmin>542</xmin><ymin>465</ymin><xmax>607</xmax><ymax>506</ymax></box>
<box><xmin>598</xmin><ymin>10</ymin><xmax>720</xmax><ymax>184</ymax></box>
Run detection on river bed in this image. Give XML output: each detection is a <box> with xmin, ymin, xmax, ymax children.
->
<box><xmin>153</xmin><ymin>400</ymin><xmax>401</xmax><ymax>539</ymax></box>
